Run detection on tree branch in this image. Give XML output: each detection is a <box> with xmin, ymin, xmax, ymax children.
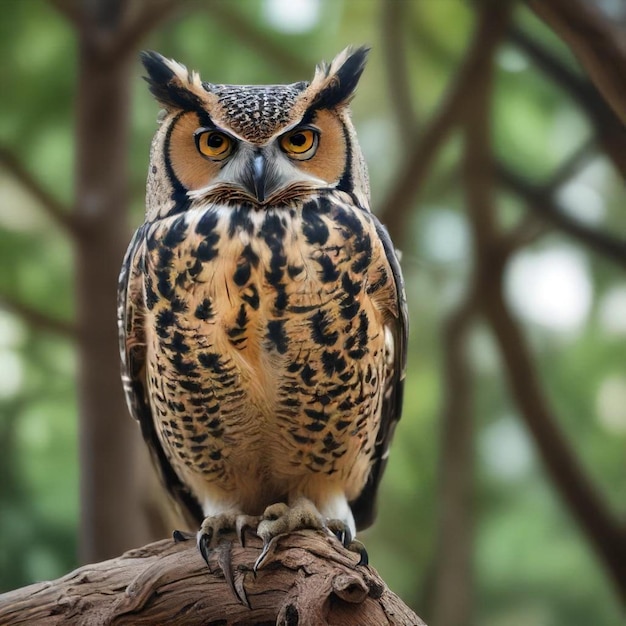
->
<box><xmin>480</xmin><ymin>276</ymin><xmax>626</xmax><ymax>605</ymax></box>
<box><xmin>112</xmin><ymin>0</ymin><xmax>189</xmax><ymax>63</ymax></box>
<box><xmin>377</xmin><ymin>4</ymin><xmax>511</xmax><ymax>244</ymax></box>
<box><xmin>380</xmin><ymin>0</ymin><xmax>417</xmax><ymax>148</ymax></box>
<box><xmin>497</xmin><ymin>163</ymin><xmax>626</xmax><ymax>269</ymax></box>
<box><xmin>0</xmin><ymin>146</ymin><xmax>77</xmax><ymax>238</ymax></box>
<box><xmin>431</xmin><ymin>289</ymin><xmax>478</xmax><ymax>626</ymax></box>
<box><xmin>461</xmin><ymin>28</ymin><xmax>626</xmax><ymax>600</ymax></box>
<box><xmin>509</xmin><ymin>25</ymin><xmax>626</xmax><ymax>178</ymax></box>
<box><xmin>0</xmin><ymin>532</ymin><xmax>424</xmax><ymax>625</ymax></box>
<box><xmin>527</xmin><ymin>0</ymin><xmax>626</xmax><ymax>125</ymax></box>
<box><xmin>0</xmin><ymin>295</ymin><xmax>77</xmax><ymax>339</ymax></box>
<box><xmin>47</xmin><ymin>0</ymin><xmax>83</xmax><ymax>29</ymax></box>
<box><xmin>430</xmin><ymin>7</ymin><xmax>513</xmax><ymax>625</ymax></box>
<box><xmin>208</xmin><ymin>1</ymin><xmax>309</xmax><ymax>79</ymax></box>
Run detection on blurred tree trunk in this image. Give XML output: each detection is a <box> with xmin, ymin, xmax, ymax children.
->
<box><xmin>61</xmin><ymin>0</ymin><xmax>184</xmax><ymax>563</ymax></box>
<box><xmin>431</xmin><ymin>298</ymin><xmax>475</xmax><ymax>626</ymax></box>
<box><xmin>74</xmin><ymin>4</ymin><xmax>151</xmax><ymax>564</ymax></box>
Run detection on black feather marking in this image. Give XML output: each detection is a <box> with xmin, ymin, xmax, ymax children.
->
<box><xmin>315</xmin><ymin>254</ymin><xmax>340</xmax><ymax>282</ymax></box>
<box><xmin>357</xmin><ymin>310</ymin><xmax>369</xmax><ymax>348</ymax></box>
<box><xmin>228</xmin><ymin>205</ymin><xmax>254</xmax><ymax>237</ymax></box>
<box><xmin>266</xmin><ymin>319</ymin><xmax>288</xmax><ymax>354</ymax></box>
<box><xmin>292</xmin><ymin>433</ymin><xmax>314</xmax><ymax>444</ymax></box>
<box><xmin>170</xmin><ymin>331</ymin><xmax>190</xmax><ymax>353</ymax></box>
<box><xmin>195</xmin><ymin>298</ymin><xmax>214</xmax><ymax>320</ymax></box>
<box><xmin>156</xmin><ymin>309</ymin><xmax>175</xmax><ymax>337</ymax></box>
<box><xmin>145</xmin><ymin>277</ymin><xmax>158</xmax><ymax>310</ymax></box>
<box><xmin>241</xmin><ymin>243</ymin><xmax>260</xmax><ymax>267</ymax></box>
<box><xmin>334</xmin><ymin>205</ymin><xmax>364</xmax><ymax>238</ymax></box>
<box><xmin>172</xmin><ymin>353</ymin><xmax>197</xmax><ymax>376</ymax></box>
<box><xmin>308</xmin><ymin>310</ymin><xmax>338</xmax><ymax>346</ymax></box>
<box><xmin>198</xmin><ymin>352</ymin><xmax>224</xmax><ymax>373</ymax></box>
<box><xmin>304</xmin><ymin>407</ymin><xmax>327</xmax><ymax>421</ymax></box>
<box><xmin>342</xmin><ymin>272</ymin><xmax>361</xmax><ymax>296</ymax></box>
<box><xmin>195</xmin><ymin>239</ymin><xmax>219</xmax><ymax>262</ymax></box>
<box><xmin>195</xmin><ymin>210</ymin><xmax>220</xmax><ymax>237</ymax></box>
<box><xmin>156</xmin><ymin>268</ymin><xmax>174</xmax><ymax>299</ymax></box>
<box><xmin>321</xmin><ymin>350</ymin><xmax>347</xmax><ymax>376</ymax></box>
<box><xmin>242</xmin><ymin>284</ymin><xmax>260</xmax><ymax>310</ymax></box>
<box><xmin>302</xmin><ymin>201</ymin><xmax>329</xmax><ymax>245</ymax></box>
<box><xmin>163</xmin><ymin>111</ymin><xmax>191</xmax><ymax>217</ymax></box>
<box><xmin>233</xmin><ymin>261</ymin><xmax>251</xmax><ymax>286</ymax></box>
<box><xmin>158</xmin><ymin>246</ymin><xmax>174</xmax><ymax>268</ymax></box>
<box><xmin>162</xmin><ymin>215</ymin><xmax>188</xmax><ymax>248</ymax></box>
<box><xmin>301</xmin><ymin>363</ymin><xmax>317</xmax><ymax>386</ymax></box>
<box><xmin>287</xmin><ymin>264</ymin><xmax>304</xmax><ymax>279</ymax></box>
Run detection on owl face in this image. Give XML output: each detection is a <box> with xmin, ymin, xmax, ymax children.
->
<box><xmin>142</xmin><ymin>47</ymin><xmax>370</xmax><ymax>219</ymax></box>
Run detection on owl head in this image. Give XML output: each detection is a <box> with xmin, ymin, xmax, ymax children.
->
<box><xmin>141</xmin><ymin>47</ymin><xmax>370</xmax><ymax>220</ymax></box>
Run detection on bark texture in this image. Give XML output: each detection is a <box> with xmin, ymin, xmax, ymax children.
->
<box><xmin>0</xmin><ymin>531</ymin><xmax>424</xmax><ymax>626</ymax></box>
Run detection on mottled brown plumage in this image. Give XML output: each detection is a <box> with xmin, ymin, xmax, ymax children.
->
<box><xmin>118</xmin><ymin>47</ymin><xmax>407</xmax><ymax>570</ymax></box>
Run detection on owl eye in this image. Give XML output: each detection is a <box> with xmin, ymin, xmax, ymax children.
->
<box><xmin>195</xmin><ymin>129</ymin><xmax>233</xmax><ymax>160</ymax></box>
<box><xmin>279</xmin><ymin>127</ymin><xmax>319</xmax><ymax>160</ymax></box>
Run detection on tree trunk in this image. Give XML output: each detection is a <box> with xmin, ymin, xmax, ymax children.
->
<box><xmin>74</xmin><ymin>27</ymin><xmax>153</xmax><ymax>564</ymax></box>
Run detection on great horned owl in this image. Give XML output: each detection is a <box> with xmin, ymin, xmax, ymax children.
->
<box><xmin>118</xmin><ymin>46</ymin><xmax>407</xmax><ymax>573</ymax></box>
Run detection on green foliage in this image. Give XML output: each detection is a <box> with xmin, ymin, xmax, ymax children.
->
<box><xmin>0</xmin><ymin>2</ymin><xmax>624</xmax><ymax>624</ymax></box>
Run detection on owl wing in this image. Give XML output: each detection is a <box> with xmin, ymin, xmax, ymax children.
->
<box><xmin>117</xmin><ymin>225</ymin><xmax>203</xmax><ymax>527</ymax></box>
<box><xmin>350</xmin><ymin>216</ymin><xmax>409</xmax><ymax>531</ymax></box>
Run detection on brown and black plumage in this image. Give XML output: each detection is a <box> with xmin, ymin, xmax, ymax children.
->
<box><xmin>118</xmin><ymin>47</ymin><xmax>408</xmax><ymax>570</ymax></box>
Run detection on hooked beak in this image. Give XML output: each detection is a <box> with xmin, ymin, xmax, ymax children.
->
<box><xmin>250</xmin><ymin>153</ymin><xmax>266</xmax><ymax>203</ymax></box>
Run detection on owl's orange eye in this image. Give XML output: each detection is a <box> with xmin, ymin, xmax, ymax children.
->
<box><xmin>279</xmin><ymin>128</ymin><xmax>319</xmax><ymax>160</ymax></box>
<box><xmin>195</xmin><ymin>130</ymin><xmax>233</xmax><ymax>160</ymax></box>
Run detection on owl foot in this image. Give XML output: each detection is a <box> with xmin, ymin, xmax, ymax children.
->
<box><xmin>254</xmin><ymin>497</ymin><xmax>365</xmax><ymax>571</ymax></box>
<box><xmin>255</xmin><ymin>499</ymin><xmax>323</xmax><ymax>571</ymax></box>
<box><xmin>196</xmin><ymin>513</ymin><xmax>260</xmax><ymax>607</ymax></box>
<box><xmin>197</xmin><ymin>513</ymin><xmax>260</xmax><ymax>563</ymax></box>
<box><xmin>327</xmin><ymin>519</ymin><xmax>369</xmax><ymax>566</ymax></box>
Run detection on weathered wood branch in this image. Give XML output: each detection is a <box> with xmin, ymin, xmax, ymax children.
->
<box><xmin>0</xmin><ymin>531</ymin><xmax>424</xmax><ymax>625</ymax></box>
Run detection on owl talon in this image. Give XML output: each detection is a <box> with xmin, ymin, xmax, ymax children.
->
<box><xmin>327</xmin><ymin>518</ymin><xmax>351</xmax><ymax>547</ymax></box>
<box><xmin>349</xmin><ymin>539</ymin><xmax>369</xmax><ymax>566</ymax></box>
<box><xmin>198</xmin><ymin>531</ymin><xmax>212</xmax><ymax>566</ymax></box>
<box><xmin>172</xmin><ymin>529</ymin><xmax>193</xmax><ymax>543</ymax></box>
<box><xmin>236</xmin><ymin>515</ymin><xmax>260</xmax><ymax>548</ymax></box>
<box><xmin>253</xmin><ymin>535</ymin><xmax>281</xmax><ymax>573</ymax></box>
<box><xmin>326</xmin><ymin>519</ymin><xmax>367</xmax><ymax>564</ymax></box>
<box><xmin>215</xmin><ymin>540</ymin><xmax>251</xmax><ymax>608</ymax></box>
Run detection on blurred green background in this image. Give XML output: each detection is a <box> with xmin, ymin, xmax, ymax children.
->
<box><xmin>1</xmin><ymin>1</ymin><xmax>625</xmax><ymax>624</ymax></box>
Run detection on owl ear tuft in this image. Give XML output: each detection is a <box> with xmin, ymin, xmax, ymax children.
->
<box><xmin>310</xmin><ymin>45</ymin><xmax>370</xmax><ymax>110</ymax></box>
<box><xmin>140</xmin><ymin>51</ymin><xmax>205</xmax><ymax>111</ymax></box>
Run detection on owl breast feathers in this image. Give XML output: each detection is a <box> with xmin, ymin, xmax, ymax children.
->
<box><xmin>118</xmin><ymin>46</ymin><xmax>408</xmax><ymax>541</ymax></box>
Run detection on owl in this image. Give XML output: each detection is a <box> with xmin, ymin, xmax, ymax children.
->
<box><xmin>118</xmin><ymin>46</ymin><xmax>407</xmax><ymax>575</ymax></box>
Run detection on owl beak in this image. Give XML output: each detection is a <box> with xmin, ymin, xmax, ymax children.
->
<box><xmin>250</xmin><ymin>153</ymin><xmax>267</xmax><ymax>203</ymax></box>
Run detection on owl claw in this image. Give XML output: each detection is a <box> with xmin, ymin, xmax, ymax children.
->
<box><xmin>172</xmin><ymin>529</ymin><xmax>193</xmax><ymax>543</ymax></box>
<box><xmin>215</xmin><ymin>540</ymin><xmax>250</xmax><ymax>608</ymax></box>
<box><xmin>198</xmin><ymin>531</ymin><xmax>213</xmax><ymax>566</ymax></box>
<box><xmin>253</xmin><ymin>535</ymin><xmax>281</xmax><ymax>573</ymax></box>
<box><xmin>350</xmin><ymin>539</ymin><xmax>369</xmax><ymax>566</ymax></box>
<box><xmin>235</xmin><ymin>515</ymin><xmax>260</xmax><ymax>548</ymax></box>
<box><xmin>326</xmin><ymin>519</ymin><xmax>368</xmax><ymax>565</ymax></box>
